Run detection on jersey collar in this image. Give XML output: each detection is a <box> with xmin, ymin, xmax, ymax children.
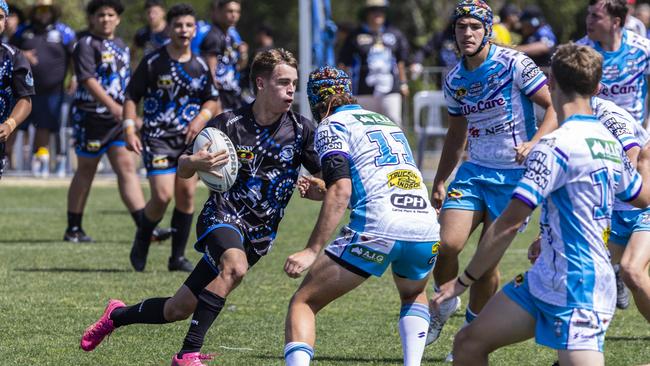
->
<box><xmin>460</xmin><ymin>44</ymin><xmax>496</xmax><ymax>74</ymax></box>
<box><xmin>334</xmin><ymin>104</ymin><xmax>362</xmax><ymax>114</ymax></box>
<box><xmin>592</xmin><ymin>29</ymin><xmax>627</xmax><ymax>55</ymax></box>
<box><xmin>562</xmin><ymin>114</ymin><xmax>599</xmax><ymax>125</ymax></box>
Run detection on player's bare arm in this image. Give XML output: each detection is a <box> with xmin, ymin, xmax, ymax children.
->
<box><xmin>184</xmin><ymin>99</ymin><xmax>222</xmax><ymax>144</ymax></box>
<box><xmin>284</xmin><ymin>177</ymin><xmax>351</xmax><ymax>278</ymax></box>
<box><xmin>297</xmin><ymin>174</ymin><xmax>325</xmax><ymax>201</ymax></box>
<box><xmin>431</xmin><ymin>114</ymin><xmax>468</xmax><ymax>210</ymax></box>
<box><xmin>514</xmin><ymin>85</ymin><xmax>557</xmax><ymax>163</ymax></box>
<box><xmin>82</xmin><ymin>77</ymin><xmax>123</xmax><ymax>122</ymax></box>
<box><xmin>0</xmin><ymin>97</ymin><xmax>31</xmax><ymax>142</ymax></box>
<box><xmin>629</xmin><ymin>142</ymin><xmax>650</xmax><ymax>208</ymax></box>
<box><xmin>122</xmin><ymin>99</ymin><xmax>142</xmax><ymax>154</ymax></box>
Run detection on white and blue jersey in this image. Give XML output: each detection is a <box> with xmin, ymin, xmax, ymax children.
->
<box><xmin>444</xmin><ymin>44</ymin><xmax>547</xmax><ymax>169</ymax></box>
<box><xmin>578</xmin><ymin>30</ymin><xmax>650</xmax><ymax>124</ymax></box>
<box><xmin>513</xmin><ymin>114</ymin><xmax>642</xmax><ymax>314</ymax></box>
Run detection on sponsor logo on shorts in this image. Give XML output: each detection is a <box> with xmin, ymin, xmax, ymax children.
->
<box><xmin>349</xmin><ymin>244</ymin><xmax>385</xmax><ymax>264</ymax></box>
<box><xmin>87</xmin><ymin>140</ymin><xmax>101</xmax><ymax>152</ymax></box>
<box><xmin>157</xmin><ymin>74</ymin><xmax>174</xmax><ymax>89</ymax></box>
<box><xmin>390</xmin><ymin>194</ymin><xmax>427</xmax><ymax>209</ymax></box>
<box><xmin>427</xmin><ymin>242</ymin><xmax>440</xmax><ymax>265</ymax></box>
<box><xmin>152</xmin><ymin>154</ymin><xmax>169</xmax><ymax>169</ymax></box>
<box><xmin>447</xmin><ymin>189</ymin><xmax>463</xmax><ymax>199</ymax></box>
<box><xmin>602</xmin><ymin>226</ymin><xmax>611</xmax><ymax>247</ymax></box>
<box><xmin>514</xmin><ymin>273</ymin><xmax>524</xmax><ymax>287</ymax></box>
<box><xmin>586</xmin><ymin>138</ymin><xmax>621</xmax><ymax>163</ymax></box>
<box><xmin>387</xmin><ymin>169</ymin><xmax>421</xmax><ymax>190</ymax></box>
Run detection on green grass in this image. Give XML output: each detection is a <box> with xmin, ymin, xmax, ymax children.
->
<box><xmin>0</xmin><ymin>184</ymin><xmax>649</xmax><ymax>365</ymax></box>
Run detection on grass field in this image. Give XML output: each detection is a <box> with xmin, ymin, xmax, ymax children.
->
<box><xmin>1</xmin><ymin>182</ymin><xmax>649</xmax><ymax>365</ymax></box>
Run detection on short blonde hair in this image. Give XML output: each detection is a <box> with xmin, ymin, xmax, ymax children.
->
<box><xmin>551</xmin><ymin>43</ymin><xmax>603</xmax><ymax>96</ymax></box>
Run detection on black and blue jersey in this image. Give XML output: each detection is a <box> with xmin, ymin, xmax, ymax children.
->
<box><xmin>199</xmin><ymin>25</ymin><xmax>244</xmax><ymax>110</ymax></box>
<box><xmin>133</xmin><ymin>26</ymin><xmax>170</xmax><ymax>56</ymax></box>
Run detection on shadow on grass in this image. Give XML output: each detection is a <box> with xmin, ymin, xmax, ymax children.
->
<box><xmin>251</xmin><ymin>354</ymin><xmax>446</xmax><ymax>363</ymax></box>
<box><xmin>15</xmin><ymin>267</ymin><xmax>131</xmax><ymax>273</ymax></box>
<box><xmin>0</xmin><ymin>238</ymin><xmax>66</xmax><ymax>244</ymax></box>
<box><xmin>607</xmin><ymin>335</ymin><xmax>650</xmax><ymax>341</ymax></box>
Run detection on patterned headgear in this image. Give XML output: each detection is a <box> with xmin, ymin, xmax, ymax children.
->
<box><xmin>0</xmin><ymin>0</ymin><xmax>9</xmax><ymax>17</ymax></box>
<box><xmin>453</xmin><ymin>0</ymin><xmax>493</xmax><ymax>55</ymax></box>
<box><xmin>307</xmin><ymin>66</ymin><xmax>352</xmax><ymax>117</ymax></box>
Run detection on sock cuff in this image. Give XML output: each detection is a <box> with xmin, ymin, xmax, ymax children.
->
<box><xmin>465</xmin><ymin>306</ymin><xmax>478</xmax><ymax>323</ymax></box>
<box><xmin>198</xmin><ymin>289</ymin><xmax>226</xmax><ymax>312</ymax></box>
<box><xmin>400</xmin><ymin>303</ymin><xmax>430</xmax><ymax>322</ymax></box>
<box><xmin>284</xmin><ymin>342</ymin><xmax>314</xmax><ymax>360</ymax></box>
<box><xmin>172</xmin><ymin>208</ymin><xmax>194</xmax><ymax>219</ymax></box>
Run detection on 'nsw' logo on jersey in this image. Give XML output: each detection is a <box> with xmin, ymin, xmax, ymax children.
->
<box><xmin>460</xmin><ymin>97</ymin><xmax>506</xmax><ymax>115</ymax></box>
<box><xmin>586</xmin><ymin>138</ymin><xmax>621</xmax><ymax>163</ymax></box>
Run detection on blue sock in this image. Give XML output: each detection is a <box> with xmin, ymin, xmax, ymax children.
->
<box><xmin>465</xmin><ymin>306</ymin><xmax>478</xmax><ymax>323</ymax></box>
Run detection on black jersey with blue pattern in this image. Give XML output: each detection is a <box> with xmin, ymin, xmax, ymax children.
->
<box><xmin>186</xmin><ymin>103</ymin><xmax>321</xmax><ymax>254</ymax></box>
<box><xmin>126</xmin><ymin>47</ymin><xmax>219</xmax><ymax>139</ymax></box>
<box><xmin>73</xmin><ymin>34</ymin><xmax>130</xmax><ymax>122</ymax></box>
<box><xmin>0</xmin><ymin>43</ymin><xmax>35</xmax><ymax>122</ymax></box>
<box><xmin>133</xmin><ymin>26</ymin><xmax>170</xmax><ymax>56</ymax></box>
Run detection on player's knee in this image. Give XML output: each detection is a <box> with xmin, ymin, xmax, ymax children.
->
<box><xmin>152</xmin><ymin>190</ymin><xmax>173</xmax><ymax>207</ymax></box>
<box><xmin>437</xmin><ymin>239</ymin><xmax>463</xmax><ymax>258</ymax></box>
<box><xmin>222</xmin><ymin>262</ymin><xmax>248</xmax><ymax>284</ymax></box>
<box><xmin>453</xmin><ymin>326</ymin><xmax>487</xmax><ymax>358</ymax></box>
<box><xmin>621</xmin><ymin>262</ymin><xmax>645</xmax><ymax>291</ymax></box>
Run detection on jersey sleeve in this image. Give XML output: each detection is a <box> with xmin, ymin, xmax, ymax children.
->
<box><xmin>300</xmin><ymin>118</ymin><xmax>322</xmax><ymax>175</ymax></box>
<box><xmin>616</xmin><ymin>153</ymin><xmax>643</xmax><ymax>202</ymax></box>
<box><xmin>443</xmin><ymin>78</ymin><xmax>462</xmax><ymax>117</ymax></box>
<box><xmin>513</xmin><ymin>53</ymin><xmax>547</xmax><ymax>97</ymax></box>
<box><xmin>512</xmin><ymin>138</ymin><xmax>568</xmax><ymax>209</ymax></box>
<box><xmin>594</xmin><ymin>99</ymin><xmax>641</xmax><ymax>151</ymax></box>
<box><xmin>59</xmin><ymin>23</ymin><xmax>77</xmax><ymax>55</ymax></box>
<box><xmin>198</xmin><ymin>59</ymin><xmax>220</xmax><ymax>103</ymax></box>
<box><xmin>11</xmin><ymin>49</ymin><xmax>35</xmax><ymax>98</ymax></box>
<box><xmin>124</xmin><ymin>57</ymin><xmax>148</xmax><ymax>103</ymax></box>
<box><xmin>73</xmin><ymin>38</ymin><xmax>97</xmax><ymax>82</ymax></box>
<box><xmin>199</xmin><ymin>30</ymin><xmax>223</xmax><ymax>57</ymax></box>
<box><xmin>315</xmin><ymin>120</ymin><xmax>351</xmax><ymax>162</ymax></box>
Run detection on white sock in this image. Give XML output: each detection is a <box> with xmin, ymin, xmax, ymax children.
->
<box><xmin>399</xmin><ymin>303</ymin><xmax>430</xmax><ymax>366</ymax></box>
<box><xmin>284</xmin><ymin>341</ymin><xmax>313</xmax><ymax>366</ymax></box>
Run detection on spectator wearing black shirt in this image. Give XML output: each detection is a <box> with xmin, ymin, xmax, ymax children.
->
<box><xmin>199</xmin><ymin>0</ymin><xmax>248</xmax><ymax>111</ymax></box>
<box><xmin>12</xmin><ymin>0</ymin><xmax>76</xmax><ymax>178</ymax></box>
<box><xmin>124</xmin><ymin>4</ymin><xmax>221</xmax><ymax>273</ymax></box>
<box><xmin>338</xmin><ymin>0</ymin><xmax>409</xmax><ymax>126</ymax></box>
<box><xmin>515</xmin><ymin>5</ymin><xmax>557</xmax><ymax>67</ymax></box>
<box><xmin>0</xmin><ymin>0</ymin><xmax>34</xmax><ymax>179</ymax></box>
<box><xmin>80</xmin><ymin>48</ymin><xmax>321</xmax><ymax>365</ymax></box>
<box><xmin>64</xmin><ymin>0</ymin><xmax>148</xmax><ymax>243</ymax></box>
<box><xmin>133</xmin><ymin>0</ymin><xmax>169</xmax><ymax>57</ymax></box>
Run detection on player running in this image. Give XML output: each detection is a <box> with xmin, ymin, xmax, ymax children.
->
<box><xmin>79</xmin><ymin>48</ymin><xmax>321</xmax><ymax>366</ymax></box>
<box><xmin>432</xmin><ymin>42</ymin><xmax>650</xmax><ymax>366</ymax></box>
<box><xmin>0</xmin><ymin>0</ymin><xmax>34</xmax><ymax>179</ymax></box>
<box><xmin>283</xmin><ymin>66</ymin><xmax>439</xmax><ymax>366</ymax></box>
<box><xmin>123</xmin><ymin>3</ymin><xmax>221</xmax><ymax>272</ymax></box>
<box><xmin>427</xmin><ymin>0</ymin><xmax>556</xmax><ymax>355</ymax></box>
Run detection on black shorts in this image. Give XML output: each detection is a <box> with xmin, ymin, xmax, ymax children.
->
<box><xmin>72</xmin><ymin>108</ymin><xmax>125</xmax><ymax>158</ymax></box>
<box><xmin>194</xmin><ymin>222</ymin><xmax>263</xmax><ymax>271</ymax></box>
<box><xmin>21</xmin><ymin>93</ymin><xmax>64</xmax><ymax>132</ymax></box>
<box><xmin>142</xmin><ymin>134</ymin><xmax>186</xmax><ymax>177</ymax></box>
<box><xmin>0</xmin><ymin>142</ymin><xmax>5</xmax><ymax>179</ymax></box>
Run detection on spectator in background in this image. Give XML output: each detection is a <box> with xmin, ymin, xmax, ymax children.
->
<box><xmin>199</xmin><ymin>0</ymin><xmax>248</xmax><ymax>111</ymax></box>
<box><xmin>492</xmin><ymin>3</ymin><xmax>520</xmax><ymax>46</ymax></box>
<box><xmin>12</xmin><ymin>0</ymin><xmax>76</xmax><ymax>178</ymax></box>
<box><xmin>241</xmin><ymin>24</ymin><xmax>274</xmax><ymax>103</ymax></box>
<box><xmin>338</xmin><ymin>0</ymin><xmax>409</xmax><ymax>126</ymax></box>
<box><xmin>625</xmin><ymin>0</ymin><xmax>647</xmax><ymax>36</ymax></box>
<box><xmin>133</xmin><ymin>0</ymin><xmax>169</xmax><ymax>56</ymax></box>
<box><xmin>636</xmin><ymin>3</ymin><xmax>650</xmax><ymax>37</ymax></box>
<box><xmin>516</xmin><ymin>5</ymin><xmax>557</xmax><ymax>67</ymax></box>
<box><xmin>3</xmin><ymin>4</ymin><xmax>26</xmax><ymax>169</ymax></box>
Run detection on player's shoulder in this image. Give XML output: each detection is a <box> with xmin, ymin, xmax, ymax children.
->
<box><xmin>624</xmin><ymin>29</ymin><xmax>650</xmax><ymax>51</ymax></box>
<box><xmin>192</xmin><ymin>54</ymin><xmax>210</xmax><ymax>71</ymax></box>
<box><xmin>575</xmin><ymin>35</ymin><xmax>594</xmax><ymax>47</ymax></box>
<box><xmin>492</xmin><ymin>45</ymin><xmax>532</xmax><ymax>67</ymax></box>
<box><xmin>0</xmin><ymin>42</ymin><xmax>19</xmax><ymax>56</ymax></box>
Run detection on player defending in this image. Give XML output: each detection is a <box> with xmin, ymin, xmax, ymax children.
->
<box><xmin>80</xmin><ymin>48</ymin><xmax>321</xmax><ymax>366</ymax></box>
<box><xmin>0</xmin><ymin>0</ymin><xmax>34</xmax><ymax>179</ymax></box>
<box><xmin>432</xmin><ymin>42</ymin><xmax>650</xmax><ymax>366</ymax></box>
<box><xmin>578</xmin><ymin>0</ymin><xmax>650</xmax><ymax>310</ymax></box>
<box><xmin>427</xmin><ymin>0</ymin><xmax>557</xmax><ymax>351</ymax></box>
<box><xmin>283</xmin><ymin>67</ymin><xmax>440</xmax><ymax>366</ymax></box>
<box><xmin>124</xmin><ymin>3</ymin><xmax>221</xmax><ymax>272</ymax></box>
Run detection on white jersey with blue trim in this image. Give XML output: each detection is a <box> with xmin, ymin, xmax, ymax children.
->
<box><xmin>315</xmin><ymin>105</ymin><xmax>439</xmax><ymax>242</ymax></box>
<box><xmin>444</xmin><ymin>44</ymin><xmax>547</xmax><ymax>169</ymax></box>
<box><xmin>513</xmin><ymin>114</ymin><xmax>642</xmax><ymax>314</ymax></box>
<box><xmin>578</xmin><ymin>30</ymin><xmax>650</xmax><ymax>124</ymax></box>
<box><xmin>593</xmin><ymin>96</ymin><xmax>649</xmax><ymax>211</ymax></box>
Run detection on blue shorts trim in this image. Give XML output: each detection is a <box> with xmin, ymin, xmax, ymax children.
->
<box><xmin>75</xmin><ymin>140</ymin><xmax>126</xmax><ymax>158</ymax></box>
<box><xmin>610</xmin><ymin>209</ymin><xmax>650</xmax><ymax>245</ymax></box>
<box><xmin>147</xmin><ymin>167</ymin><xmax>177</xmax><ymax>177</ymax></box>
<box><xmin>194</xmin><ymin>223</ymin><xmax>245</xmax><ymax>252</ymax></box>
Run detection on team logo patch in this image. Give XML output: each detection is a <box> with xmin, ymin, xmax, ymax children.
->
<box><xmin>514</xmin><ymin>273</ymin><xmax>525</xmax><ymax>287</ymax></box>
<box><xmin>432</xmin><ymin>241</ymin><xmax>440</xmax><ymax>255</ymax></box>
<box><xmin>87</xmin><ymin>140</ymin><xmax>101</xmax><ymax>152</ymax></box>
<box><xmin>455</xmin><ymin>87</ymin><xmax>467</xmax><ymax>99</ymax></box>
<box><xmin>152</xmin><ymin>154</ymin><xmax>169</xmax><ymax>169</ymax></box>
<box><xmin>237</xmin><ymin>149</ymin><xmax>254</xmax><ymax>162</ymax></box>
<box><xmin>447</xmin><ymin>189</ymin><xmax>463</xmax><ymax>199</ymax></box>
<box><xmin>279</xmin><ymin>145</ymin><xmax>295</xmax><ymax>162</ymax></box>
<box><xmin>386</xmin><ymin>169</ymin><xmax>421</xmax><ymax>190</ymax></box>
<box><xmin>101</xmin><ymin>51</ymin><xmax>114</xmax><ymax>63</ymax></box>
<box><xmin>349</xmin><ymin>244</ymin><xmax>385</xmax><ymax>264</ymax></box>
<box><xmin>25</xmin><ymin>71</ymin><xmax>34</xmax><ymax>87</ymax></box>
<box><xmin>157</xmin><ymin>74</ymin><xmax>174</xmax><ymax>89</ymax></box>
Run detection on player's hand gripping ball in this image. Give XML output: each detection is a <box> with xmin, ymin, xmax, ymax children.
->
<box><xmin>193</xmin><ymin>127</ymin><xmax>239</xmax><ymax>192</ymax></box>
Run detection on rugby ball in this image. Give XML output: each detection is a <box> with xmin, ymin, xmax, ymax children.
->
<box><xmin>193</xmin><ymin>127</ymin><xmax>239</xmax><ymax>192</ymax></box>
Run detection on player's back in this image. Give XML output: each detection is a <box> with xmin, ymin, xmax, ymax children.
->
<box><xmin>316</xmin><ymin>105</ymin><xmax>439</xmax><ymax>242</ymax></box>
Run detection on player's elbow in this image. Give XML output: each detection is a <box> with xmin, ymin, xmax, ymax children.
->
<box><xmin>327</xmin><ymin>178</ymin><xmax>352</xmax><ymax>205</ymax></box>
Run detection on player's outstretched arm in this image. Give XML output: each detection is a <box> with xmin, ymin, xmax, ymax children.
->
<box><xmin>431</xmin><ymin>115</ymin><xmax>467</xmax><ymax>210</ymax></box>
<box><xmin>284</xmin><ymin>178</ymin><xmax>351</xmax><ymax>278</ymax></box>
<box><xmin>515</xmin><ymin>85</ymin><xmax>557</xmax><ymax>163</ymax></box>
<box><xmin>177</xmin><ymin>144</ymin><xmax>229</xmax><ymax>179</ymax></box>
<box><xmin>0</xmin><ymin>97</ymin><xmax>32</xmax><ymax>142</ymax></box>
<box><xmin>432</xmin><ymin>199</ymin><xmax>532</xmax><ymax>307</ymax></box>
<box><xmin>629</xmin><ymin>142</ymin><xmax>650</xmax><ymax>207</ymax></box>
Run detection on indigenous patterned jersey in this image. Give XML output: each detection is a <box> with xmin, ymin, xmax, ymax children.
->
<box><xmin>0</xmin><ymin>43</ymin><xmax>35</xmax><ymax>122</ymax></box>
<box><xmin>133</xmin><ymin>26</ymin><xmax>170</xmax><ymax>56</ymax></box>
<box><xmin>513</xmin><ymin>114</ymin><xmax>642</xmax><ymax>314</ymax></box>
<box><xmin>444</xmin><ymin>45</ymin><xmax>547</xmax><ymax>169</ymax></box>
<box><xmin>72</xmin><ymin>34</ymin><xmax>130</xmax><ymax>122</ymax></box>
<box><xmin>578</xmin><ymin>30</ymin><xmax>650</xmax><ymax>124</ymax></box>
<box><xmin>125</xmin><ymin>47</ymin><xmax>219</xmax><ymax>139</ymax></box>
<box><xmin>199</xmin><ymin>25</ymin><xmax>242</xmax><ymax>94</ymax></box>
<box><xmin>315</xmin><ymin>104</ymin><xmax>439</xmax><ymax>242</ymax></box>
<box><xmin>187</xmin><ymin>104</ymin><xmax>321</xmax><ymax>254</ymax></box>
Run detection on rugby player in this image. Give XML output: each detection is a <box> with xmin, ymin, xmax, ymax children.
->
<box><xmin>0</xmin><ymin>0</ymin><xmax>34</xmax><ymax>179</ymax></box>
<box><xmin>432</xmin><ymin>42</ymin><xmax>650</xmax><ymax>366</ymax></box>
<box><xmin>80</xmin><ymin>48</ymin><xmax>321</xmax><ymax>366</ymax></box>
<box><xmin>124</xmin><ymin>3</ymin><xmax>221</xmax><ymax>273</ymax></box>
<box><xmin>283</xmin><ymin>66</ymin><xmax>440</xmax><ymax>366</ymax></box>
<box><xmin>427</xmin><ymin>1</ymin><xmax>557</xmax><ymax>357</ymax></box>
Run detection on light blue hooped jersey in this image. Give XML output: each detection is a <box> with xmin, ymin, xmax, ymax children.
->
<box><xmin>578</xmin><ymin>30</ymin><xmax>650</xmax><ymax>125</ymax></box>
<box><xmin>444</xmin><ymin>45</ymin><xmax>548</xmax><ymax>169</ymax></box>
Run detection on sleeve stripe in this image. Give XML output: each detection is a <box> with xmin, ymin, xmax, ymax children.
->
<box><xmin>620</xmin><ymin>179</ymin><xmax>643</xmax><ymax>203</ymax></box>
<box><xmin>513</xmin><ymin>193</ymin><xmax>538</xmax><ymax>210</ymax></box>
<box><xmin>554</xmin><ymin>146</ymin><xmax>569</xmax><ymax>161</ymax></box>
<box><xmin>320</xmin><ymin>151</ymin><xmax>351</xmax><ymax>162</ymax></box>
<box><xmin>524</xmin><ymin>77</ymin><xmax>547</xmax><ymax>97</ymax></box>
<box><xmin>623</xmin><ymin>142</ymin><xmax>641</xmax><ymax>151</ymax></box>
<box><xmin>516</xmin><ymin>182</ymin><xmax>546</xmax><ymax>204</ymax></box>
